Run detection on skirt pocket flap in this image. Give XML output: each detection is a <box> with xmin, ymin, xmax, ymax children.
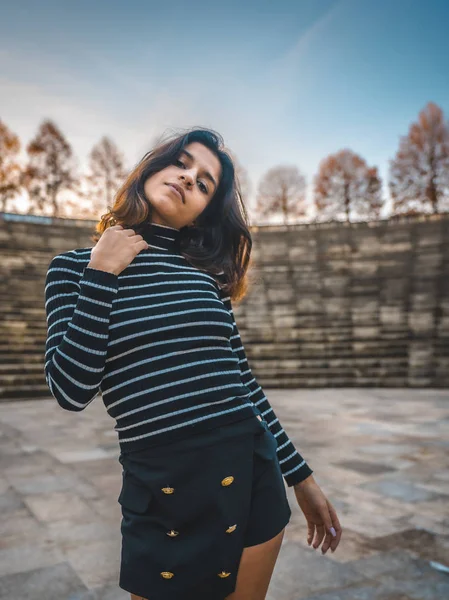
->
<box><xmin>118</xmin><ymin>473</ymin><xmax>153</xmax><ymax>514</ymax></box>
<box><xmin>254</xmin><ymin>429</ymin><xmax>278</xmax><ymax>462</ymax></box>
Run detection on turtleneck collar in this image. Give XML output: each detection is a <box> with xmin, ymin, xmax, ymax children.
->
<box><xmin>140</xmin><ymin>221</ymin><xmax>181</xmax><ymax>253</ymax></box>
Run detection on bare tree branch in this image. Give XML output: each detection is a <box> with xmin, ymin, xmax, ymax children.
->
<box><xmin>84</xmin><ymin>136</ymin><xmax>127</xmax><ymax>219</ymax></box>
<box><xmin>256</xmin><ymin>165</ymin><xmax>307</xmax><ymax>225</ymax></box>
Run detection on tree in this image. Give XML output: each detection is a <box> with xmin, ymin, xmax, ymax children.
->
<box><xmin>23</xmin><ymin>120</ymin><xmax>77</xmax><ymax>217</ymax></box>
<box><xmin>0</xmin><ymin>120</ymin><xmax>22</xmax><ymax>212</ymax></box>
<box><xmin>226</xmin><ymin>149</ymin><xmax>251</xmax><ymax>203</ymax></box>
<box><xmin>314</xmin><ymin>149</ymin><xmax>383</xmax><ymax>222</ymax></box>
<box><xmin>389</xmin><ymin>102</ymin><xmax>449</xmax><ymax>215</ymax></box>
<box><xmin>84</xmin><ymin>136</ymin><xmax>126</xmax><ymax>217</ymax></box>
<box><xmin>255</xmin><ymin>165</ymin><xmax>307</xmax><ymax>225</ymax></box>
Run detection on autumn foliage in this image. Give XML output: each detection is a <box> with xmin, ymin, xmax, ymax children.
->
<box><xmin>389</xmin><ymin>102</ymin><xmax>449</xmax><ymax>215</ymax></box>
<box><xmin>0</xmin><ymin>120</ymin><xmax>21</xmax><ymax>212</ymax></box>
<box><xmin>314</xmin><ymin>150</ymin><xmax>382</xmax><ymax>222</ymax></box>
<box><xmin>1</xmin><ymin>101</ymin><xmax>449</xmax><ymax>222</ymax></box>
<box><xmin>23</xmin><ymin>120</ymin><xmax>76</xmax><ymax>216</ymax></box>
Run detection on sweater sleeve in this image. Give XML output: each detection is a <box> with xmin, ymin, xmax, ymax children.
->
<box><xmin>44</xmin><ymin>252</ymin><xmax>119</xmax><ymax>412</ymax></box>
<box><xmin>217</xmin><ymin>281</ymin><xmax>313</xmax><ymax>486</ymax></box>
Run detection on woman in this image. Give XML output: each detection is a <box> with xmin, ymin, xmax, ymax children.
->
<box><xmin>44</xmin><ymin>127</ymin><xmax>342</xmax><ymax>600</ymax></box>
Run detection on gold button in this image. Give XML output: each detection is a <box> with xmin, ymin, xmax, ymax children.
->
<box><xmin>221</xmin><ymin>476</ymin><xmax>234</xmax><ymax>486</ymax></box>
<box><xmin>161</xmin><ymin>486</ymin><xmax>175</xmax><ymax>494</ymax></box>
<box><xmin>218</xmin><ymin>571</ymin><xmax>231</xmax><ymax>578</ymax></box>
<box><xmin>161</xmin><ymin>571</ymin><xmax>174</xmax><ymax>579</ymax></box>
<box><xmin>226</xmin><ymin>524</ymin><xmax>237</xmax><ymax>533</ymax></box>
<box><xmin>166</xmin><ymin>530</ymin><xmax>179</xmax><ymax>537</ymax></box>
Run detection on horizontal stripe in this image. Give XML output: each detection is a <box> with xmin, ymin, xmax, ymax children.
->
<box><xmin>43</xmin><ymin>222</ymin><xmax>313</xmax><ymax>486</ymax></box>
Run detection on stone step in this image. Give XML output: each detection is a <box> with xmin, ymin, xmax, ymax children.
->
<box><xmin>0</xmin><ymin>384</ymin><xmax>51</xmax><ymax>400</ymax></box>
<box><xmin>256</xmin><ymin>366</ymin><xmax>409</xmax><ymax>377</ymax></box>
<box><xmin>0</xmin><ymin>363</ymin><xmax>44</xmax><ymax>372</ymax></box>
<box><xmin>0</xmin><ymin>308</ymin><xmax>46</xmax><ymax>317</ymax></box>
<box><xmin>246</xmin><ymin>344</ymin><xmax>409</xmax><ymax>357</ymax></box>
<box><xmin>253</xmin><ymin>376</ymin><xmax>411</xmax><ymax>387</ymax></box>
<box><xmin>250</xmin><ymin>360</ymin><xmax>409</xmax><ymax>371</ymax></box>
<box><xmin>0</xmin><ymin>342</ymin><xmax>44</xmax><ymax>352</ymax></box>
<box><xmin>0</xmin><ymin>353</ymin><xmax>43</xmax><ymax>363</ymax></box>
<box><xmin>0</xmin><ymin>373</ymin><xmax>47</xmax><ymax>385</ymax></box>
<box><xmin>0</xmin><ymin>324</ymin><xmax>47</xmax><ymax>334</ymax></box>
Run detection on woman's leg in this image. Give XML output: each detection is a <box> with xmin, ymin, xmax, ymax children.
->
<box><xmin>130</xmin><ymin>416</ymin><xmax>274</xmax><ymax>600</ymax></box>
<box><xmin>225</xmin><ymin>527</ymin><xmax>285</xmax><ymax>600</ymax></box>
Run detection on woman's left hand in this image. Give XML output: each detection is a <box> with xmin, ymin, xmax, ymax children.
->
<box><xmin>293</xmin><ymin>474</ymin><xmax>342</xmax><ymax>554</ymax></box>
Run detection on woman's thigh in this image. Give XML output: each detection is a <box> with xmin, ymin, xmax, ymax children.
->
<box><xmin>225</xmin><ymin>527</ymin><xmax>285</xmax><ymax>600</ymax></box>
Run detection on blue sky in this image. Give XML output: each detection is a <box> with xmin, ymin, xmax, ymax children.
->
<box><xmin>1</xmin><ymin>0</ymin><xmax>448</xmax><ymax>218</ymax></box>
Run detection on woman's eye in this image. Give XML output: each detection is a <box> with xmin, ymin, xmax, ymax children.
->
<box><xmin>175</xmin><ymin>159</ymin><xmax>207</xmax><ymax>194</ymax></box>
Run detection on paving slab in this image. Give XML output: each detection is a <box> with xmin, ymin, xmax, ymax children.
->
<box><xmin>0</xmin><ymin>389</ymin><xmax>447</xmax><ymax>599</ymax></box>
<box><xmin>0</xmin><ymin>562</ymin><xmax>89</xmax><ymax>600</ymax></box>
<box><xmin>0</xmin><ymin>539</ymin><xmax>65</xmax><ymax>578</ymax></box>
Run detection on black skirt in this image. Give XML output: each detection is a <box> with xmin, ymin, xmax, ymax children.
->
<box><xmin>117</xmin><ymin>409</ymin><xmax>292</xmax><ymax>600</ymax></box>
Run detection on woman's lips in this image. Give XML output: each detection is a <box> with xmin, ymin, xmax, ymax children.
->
<box><xmin>166</xmin><ymin>184</ymin><xmax>184</xmax><ymax>203</ymax></box>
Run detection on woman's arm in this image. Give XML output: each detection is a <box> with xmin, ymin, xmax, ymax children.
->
<box><xmin>44</xmin><ymin>252</ymin><xmax>119</xmax><ymax>411</ymax></box>
<box><xmin>217</xmin><ymin>283</ymin><xmax>313</xmax><ymax>487</ymax></box>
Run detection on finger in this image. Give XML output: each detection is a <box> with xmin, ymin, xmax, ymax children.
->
<box><xmin>315</xmin><ymin>504</ymin><xmax>338</xmax><ymax>552</ymax></box>
<box><xmin>329</xmin><ymin>502</ymin><xmax>342</xmax><ymax>534</ymax></box>
<box><xmin>321</xmin><ymin>529</ymin><xmax>334</xmax><ymax>554</ymax></box>
<box><xmin>307</xmin><ymin>521</ymin><xmax>315</xmax><ymax>546</ymax></box>
<box><xmin>321</xmin><ymin>501</ymin><xmax>341</xmax><ymax>554</ymax></box>
<box><xmin>312</xmin><ymin>524</ymin><xmax>326</xmax><ymax>549</ymax></box>
<box><xmin>327</xmin><ymin>503</ymin><xmax>343</xmax><ymax>552</ymax></box>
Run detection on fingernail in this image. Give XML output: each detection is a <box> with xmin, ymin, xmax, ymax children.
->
<box><xmin>330</xmin><ymin>527</ymin><xmax>336</xmax><ymax>537</ymax></box>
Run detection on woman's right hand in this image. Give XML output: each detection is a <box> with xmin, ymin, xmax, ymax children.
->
<box><xmin>293</xmin><ymin>476</ymin><xmax>342</xmax><ymax>554</ymax></box>
<box><xmin>88</xmin><ymin>225</ymin><xmax>149</xmax><ymax>276</ymax></box>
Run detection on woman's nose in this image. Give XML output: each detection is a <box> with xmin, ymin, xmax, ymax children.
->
<box><xmin>181</xmin><ymin>171</ymin><xmax>195</xmax><ymax>186</ymax></box>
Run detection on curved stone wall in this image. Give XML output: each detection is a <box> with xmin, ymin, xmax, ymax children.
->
<box><xmin>0</xmin><ymin>212</ymin><xmax>447</xmax><ymax>400</ymax></box>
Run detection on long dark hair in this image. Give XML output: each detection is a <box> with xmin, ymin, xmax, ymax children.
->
<box><xmin>92</xmin><ymin>127</ymin><xmax>253</xmax><ymax>302</ymax></box>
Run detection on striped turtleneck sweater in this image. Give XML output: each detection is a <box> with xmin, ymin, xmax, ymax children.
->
<box><xmin>44</xmin><ymin>222</ymin><xmax>313</xmax><ymax>486</ymax></box>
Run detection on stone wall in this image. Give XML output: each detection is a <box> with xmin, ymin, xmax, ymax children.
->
<box><xmin>0</xmin><ymin>212</ymin><xmax>447</xmax><ymax>400</ymax></box>
<box><xmin>239</xmin><ymin>215</ymin><xmax>448</xmax><ymax>388</ymax></box>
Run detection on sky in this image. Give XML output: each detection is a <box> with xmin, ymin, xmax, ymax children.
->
<box><xmin>1</xmin><ymin>0</ymin><xmax>449</xmax><ymax>219</ymax></box>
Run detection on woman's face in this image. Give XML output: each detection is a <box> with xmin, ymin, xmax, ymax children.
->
<box><xmin>143</xmin><ymin>141</ymin><xmax>222</xmax><ymax>229</ymax></box>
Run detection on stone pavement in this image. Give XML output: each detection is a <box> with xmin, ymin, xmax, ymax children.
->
<box><xmin>0</xmin><ymin>389</ymin><xmax>448</xmax><ymax>599</ymax></box>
